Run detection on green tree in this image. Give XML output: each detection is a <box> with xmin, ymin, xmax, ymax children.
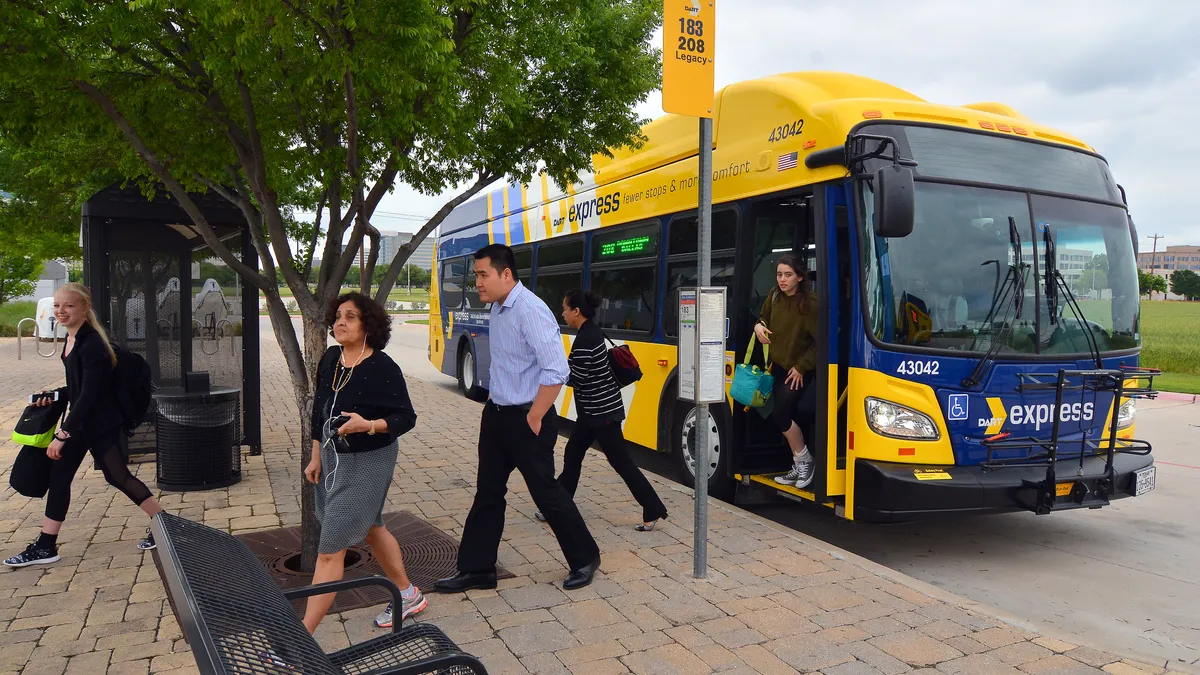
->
<box><xmin>1138</xmin><ymin>269</ymin><xmax>1167</xmax><ymax>297</ymax></box>
<box><xmin>0</xmin><ymin>0</ymin><xmax>660</xmax><ymax>569</ymax></box>
<box><xmin>0</xmin><ymin>254</ymin><xmax>39</xmax><ymax>305</ymax></box>
<box><xmin>1169</xmin><ymin>269</ymin><xmax>1200</xmax><ymax>300</ymax></box>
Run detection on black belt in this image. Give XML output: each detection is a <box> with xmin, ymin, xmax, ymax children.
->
<box><xmin>488</xmin><ymin>401</ymin><xmax>532</xmax><ymax>413</ymax></box>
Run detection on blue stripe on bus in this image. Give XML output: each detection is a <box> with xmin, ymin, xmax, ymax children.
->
<box><xmin>507</xmin><ymin>214</ymin><xmax>525</xmax><ymax>245</ymax></box>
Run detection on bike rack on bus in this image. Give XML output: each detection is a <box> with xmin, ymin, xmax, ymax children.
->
<box><xmin>980</xmin><ymin>367</ymin><xmax>1157</xmax><ymax>514</ymax></box>
<box><xmin>16</xmin><ymin>318</ymin><xmax>60</xmax><ymax>360</ymax></box>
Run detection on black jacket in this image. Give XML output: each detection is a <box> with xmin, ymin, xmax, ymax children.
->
<box><xmin>58</xmin><ymin>322</ymin><xmax>123</xmax><ymax>438</ymax></box>
<box><xmin>310</xmin><ymin>347</ymin><xmax>417</xmax><ymax>452</ymax></box>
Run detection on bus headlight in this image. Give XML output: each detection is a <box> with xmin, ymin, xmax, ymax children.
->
<box><xmin>1117</xmin><ymin>399</ymin><xmax>1136</xmax><ymax>429</ymax></box>
<box><xmin>865</xmin><ymin>398</ymin><xmax>940</xmax><ymax>440</ymax></box>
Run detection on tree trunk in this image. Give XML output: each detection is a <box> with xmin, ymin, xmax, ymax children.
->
<box><xmin>296</xmin><ymin>312</ymin><xmax>329</xmax><ymax>572</ymax></box>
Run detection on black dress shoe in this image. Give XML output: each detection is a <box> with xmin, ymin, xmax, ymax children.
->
<box><xmin>562</xmin><ymin>556</ymin><xmax>600</xmax><ymax>590</ymax></box>
<box><xmin>433</xmin><ymin>571</ymin><xmax>497</xmax><ymax>593</ymax></box>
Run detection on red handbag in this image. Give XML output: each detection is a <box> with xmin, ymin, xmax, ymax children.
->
<box><xmin>604</xmin><ymin>335</ymin><xmax>642</xmax><ymax>387</ymax></box>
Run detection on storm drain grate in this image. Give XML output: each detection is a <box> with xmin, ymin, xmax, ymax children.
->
<box><xmin>237</xmin><ymin>511</ymin><xmax>514</xmax><ymax>614</ymax></box>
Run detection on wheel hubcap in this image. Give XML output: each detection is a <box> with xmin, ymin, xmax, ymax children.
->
<box><xmin>680</xmin><ymin>407</ymin><xmax>721</xmax><ymax>481</ymax></box>
<box><xmin>462</xmin><ymin>352</ymin><xmax>475</xmax><ymax>390</ymax></box>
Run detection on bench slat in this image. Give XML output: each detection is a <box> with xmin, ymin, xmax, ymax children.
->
<box><xmin>152</xmin><ymin>512</ymin><xmax>488</xmax><ymax>675</ymax></box>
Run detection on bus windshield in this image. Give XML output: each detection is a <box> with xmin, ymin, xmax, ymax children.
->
<box><xmin>858</xmin><ymin>125</ymin><xmax>1139</xmax><ymax>355</ymax></box>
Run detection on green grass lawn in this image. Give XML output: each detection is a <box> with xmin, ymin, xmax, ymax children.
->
<box><xmin>0</xmin><ymin>301</ymin><xmax>38</xmax><ymax>337</ymax></box>
<box><xmin>1138</xmin><ymin>301</ymin><xmax>1200</xmax><ymax>393</ymax></box>
<box><xmin>403</xmin><ymin>319</ymin><xmax>430</xmax><ymax>325</ymax></box>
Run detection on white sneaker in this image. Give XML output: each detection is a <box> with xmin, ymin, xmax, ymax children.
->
<box><xmin>374</xmin><ymin>586</ymin><xmax>428</xmax><ymax>628</ymax></box>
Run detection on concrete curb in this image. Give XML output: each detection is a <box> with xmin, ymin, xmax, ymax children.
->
<box><xmin>1155</xmin><ymin>390</ymin><xmax>1198</xmax><ymax>404</ymax></box>
<box><xmin>647</xmin><ymin>475</ymin><xmax>1198</xmax><ymax>674</ymax></box>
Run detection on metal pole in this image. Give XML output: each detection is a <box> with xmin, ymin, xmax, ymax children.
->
<box><xmin>693</xmin><ymin>116</ymin><xmax>713</xmax><ymax>579</ymax></box>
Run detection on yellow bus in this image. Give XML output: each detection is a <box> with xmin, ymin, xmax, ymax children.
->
<box><xmin>428</xmin><ymin>71</ymin><xmax>1157</xmax><ymax>520</ymax></box>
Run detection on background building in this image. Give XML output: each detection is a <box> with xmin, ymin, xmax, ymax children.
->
<box><xmin>1137</xmin><ymin>245</ymin><xmax>1200</xmax><ymax>274</ymax></box>
<box><xmin>378</xmin><ymin>231</ymin><xmax>435</xmax><ymax>272</ymax></box>
<box><xmin>1136</xmin><ymin>244</ymin><xmax>1200</xmax><ymax>300</ymax></box>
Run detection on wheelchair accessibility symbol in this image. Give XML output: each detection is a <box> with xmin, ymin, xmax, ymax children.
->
<box><xmin>948</xmin><ymin>394</ymin><xmax>969</xmax><ymax>421</ymax></box>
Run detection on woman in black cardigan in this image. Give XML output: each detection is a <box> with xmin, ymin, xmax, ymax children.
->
<box><xmin>534</xmin><ymin>289</ymin><xmax>668</xmax><ymax>531</ymax></box>
<box><xmin>5</xmin><ymin>284</ymin><xmax>163</xmax><ymax>568</ymax></box>
<box><xmin>303</xmin><ymin>292</ymin><xmax>422</xmax><ymax>633</ymax></box>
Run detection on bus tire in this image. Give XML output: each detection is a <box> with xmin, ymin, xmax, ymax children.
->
<box><xmin>457</xmin><ymin>342</ymin><xmax>486</xmax><ymax>402</ymax></box>
<box><xmin>672</xmin><ymin>402</ymin><xmax>733</xmax><ymax>500</ymax></box>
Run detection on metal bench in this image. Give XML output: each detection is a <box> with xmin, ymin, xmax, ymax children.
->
<box><xmin>151</xmin><ymin>512</ymin><xmax>488</xmax><ymax>674</ymax></box>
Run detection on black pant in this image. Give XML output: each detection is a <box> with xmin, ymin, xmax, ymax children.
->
<box><xmin>771</xmin><ymin>367</ymin><xmax>817</xmax><ymax>436</ymax></box>
<box><xmin>558</xmin><ymin>419</ymin><xmax>668</xmax><ymax>523</ymax></box>
<box><xmin>46</xmin><ymin>430</ymin><xmax>153</xmax><ymax>522</ymax></box>
<box><xmin>458</xmin><ymin>404</ymin><xmax>600</xmax><ymax>573</ymax></box>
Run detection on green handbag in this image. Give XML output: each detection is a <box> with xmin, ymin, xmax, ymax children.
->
<box><xmin>11</xmin><ymin>398</ymin><xmax>66</xmax><ymax>449</ymax></box>
<box><xmin>730</xmin><ymin>333</ymin><xmax>774</xmax><ymax>408</ymax></box>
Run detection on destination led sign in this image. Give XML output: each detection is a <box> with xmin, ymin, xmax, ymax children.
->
<box><xmin>599</xmin><ymin>235</ymin><xmax>653</xmax><ymax>259</ymax></box>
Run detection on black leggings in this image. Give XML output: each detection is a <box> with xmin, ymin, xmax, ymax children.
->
<box><xmin>557</xmin><ymin>419</ymin><xmax>668</xmax><ymax>523</ymax></box>
<box><xmin>46</xmin><ymin>430</ymin><xmax>154</xmax><ymax>522</ymax></box>
<box><xmin>771</xmin><ymin>366</ymin><xmax>817</xmax><ymax>436</ymax></box>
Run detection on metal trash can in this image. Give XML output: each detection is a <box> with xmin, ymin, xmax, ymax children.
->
<box><xmin>153</xmin><ymin>386</ymin><xmax>242</xmax><ymax>491</ymax></box>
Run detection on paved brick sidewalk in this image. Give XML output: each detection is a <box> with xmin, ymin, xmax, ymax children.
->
<box><xmin>0</xmin><ymin>333</ymin><xmax>1184</xmax><ymax>674</ymax></box>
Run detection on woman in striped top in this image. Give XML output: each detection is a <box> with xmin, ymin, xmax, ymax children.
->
<box><xmin>534</xmin><ymin>289</ymin><xmax>669</xmax><ymax>531</ymax></box>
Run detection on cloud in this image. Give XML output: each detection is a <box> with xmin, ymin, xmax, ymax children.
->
<box><xmin>373</xmin><ymin>0</ymin><xmax>1200</xmax><ymax>247</ymax></box>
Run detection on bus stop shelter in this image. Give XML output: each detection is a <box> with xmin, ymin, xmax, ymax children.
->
<box><xmin>80</xmin><ymin>183</ymin><xmax>262</xmax><ymax>459</ymax></box>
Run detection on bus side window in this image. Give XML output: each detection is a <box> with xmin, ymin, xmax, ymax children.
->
<box><xmin>441</xmin><ymin>258</ymin><xmax>464</xmax><ymax>310</ymax></box>
<box><xmin>664</xmin><ymin>210</ymin><xmax>737</xmax><ymax>337</ymax></box>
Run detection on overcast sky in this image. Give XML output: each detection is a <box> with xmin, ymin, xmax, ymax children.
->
<box><xmin>369</xmin><ymin>0</ymin><xmax>1199</xmax><ymax>251</ymax></box>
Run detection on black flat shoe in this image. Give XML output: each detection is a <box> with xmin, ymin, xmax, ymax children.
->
<box><xmin>433</xmin><ymin>571</ymin><xmax>497</xmax><ymax>593</ymax></box>
<box><xmin>563</xmin><ymin>556</ymin><xmax>600</xmax><ymax>590</ymax></box>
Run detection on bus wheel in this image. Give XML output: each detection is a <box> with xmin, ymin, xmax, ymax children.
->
<box><xmin>457</xmin><ymin>343</ymin><xmax>485</xmax><ymax>401</ymax></box>
<box><xmin>673</xmin><ymin>403</ymin><xmax>733</xmax><ymax>500</ymax></box>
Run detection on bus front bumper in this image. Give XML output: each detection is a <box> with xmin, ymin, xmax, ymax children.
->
<box><xmin>853</xmin><ymin>454</ymin><xmax>1155</xmax><ymax>522</ymax></box>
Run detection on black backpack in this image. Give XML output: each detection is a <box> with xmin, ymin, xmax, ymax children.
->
<box><xmin>111</xmin><ymin>344</ymin><xmax>154</xmax><ymax>435</ymax></box>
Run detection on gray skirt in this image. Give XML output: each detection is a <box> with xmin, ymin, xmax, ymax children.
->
<box><xmin>314</xmin><ymin>438</ymin><xmax>398</xmax><ymax>554</ymax></box>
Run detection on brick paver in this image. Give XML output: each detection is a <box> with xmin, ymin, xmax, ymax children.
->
<box><xmin>0</xmin><ymin>331</ymin><xmax>1188</xmax><ymax>674</ymax></box>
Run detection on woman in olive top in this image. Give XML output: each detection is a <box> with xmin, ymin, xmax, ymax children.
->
<box><xmin>754</xmin><ymin>254</ymin><xmax>820</xmax><ymax>488</ymax></box>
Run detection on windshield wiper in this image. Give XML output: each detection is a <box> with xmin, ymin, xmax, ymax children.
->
<box><xmin>1041</xmin><ymin>224</ymin><xmax>1103</xmax><ymax>369</ymax></box>
<box><xmin>962</xmin><ymin>216</ymin><xmax>1027</xmax><ymax>388</ymax></box>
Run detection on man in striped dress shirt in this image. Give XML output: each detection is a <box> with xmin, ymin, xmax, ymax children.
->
<box><xmin>435</xmin><ymin>244</ymin><xmax>601</xmax><ymax>593</ymax></box>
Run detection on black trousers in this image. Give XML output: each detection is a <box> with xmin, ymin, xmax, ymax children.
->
<box><xmin>458</xmin><ymin>403</ymin><xmax>600</xmax><ymax>573</ymax></box>
<box><xmin>771</xmin><ymin>367</ymin><xmax>818</xmax><ymax>437</ymax></box>
<box><xmin>558</xmin><ymin>419</ymin><xmax>668</xmax><ymax>523</ymax></box>
<box><xmin>46</xmin><ymin>429</ymin><xmax>153</xmax><ymax>522</ymax></box>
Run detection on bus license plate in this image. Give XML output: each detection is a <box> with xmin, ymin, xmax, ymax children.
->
<box><xmin>1134</xmin><ymin>466</ymin><xmax>1156</xmax><ymax>496</ymax></box>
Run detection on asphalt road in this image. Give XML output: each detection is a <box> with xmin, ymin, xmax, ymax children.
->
<box><xmin>364</xmin><ymin>317</ymin><xmax>1200</xmax><ymax>669</ymax></box>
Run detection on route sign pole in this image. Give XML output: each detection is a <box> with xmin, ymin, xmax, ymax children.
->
<box><xmin>663</xmin><ymin>0</ymin><xmax>716</xmax><ymax>579</ymax></box>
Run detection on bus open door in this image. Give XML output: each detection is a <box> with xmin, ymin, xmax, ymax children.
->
<box><xmin>729</xmin><ymin>190</ymin><xmax>845</xmax><ymax>511</ymax></box>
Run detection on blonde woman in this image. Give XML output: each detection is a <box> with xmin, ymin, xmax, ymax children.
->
<box><xmin>4</xmin><ymin>284</ymin><xmax>164</xmax><ymax>568</ymax></box>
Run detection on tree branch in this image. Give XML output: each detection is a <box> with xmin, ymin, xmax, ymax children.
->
<box><xmin>361</xmin><ymin>224</ymin><xmax>380</xmax><ymax>296</ymax></box>
<box><xmin>374</xmin><ymin>171</ymin><xmax>497</xmax><ymax>302</ymax></box>
<box><xmin>303</xmin><ymin>189</ymin><xmax>326</xmax><ymax>284</ymax></box>
<box><xmin>73</xmin><ymin>79</ymin><xmax>272</xmax><ymax>291</ymax></box>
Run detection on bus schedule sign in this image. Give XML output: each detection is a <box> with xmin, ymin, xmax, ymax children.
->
<box><xmin>678</xmin><ymin>287</ymin><xmax>726</xmax><ymax>404</ymax></box>
<box><xmin>662</xmin><ymin>0</ymin><xmax>715</xmax><ymax>118</ymax></box>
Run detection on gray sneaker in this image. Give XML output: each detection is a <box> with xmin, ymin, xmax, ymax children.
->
<box><xmin>374</xmin><ymin>586</ymin><xmax>428</xmax><ymax>628</ymax></box>
<box><xmin>773</xmin><ymin>466</ymin><xmax>802</xmax><ymax>486</ymax></box>
<box><xmin>773</xmin><ymin>455</ymin><xmax>815</xmax><ymax>489</ymax></box>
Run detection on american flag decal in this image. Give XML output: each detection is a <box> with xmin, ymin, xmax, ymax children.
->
<box><xmin>777</xmin><ymin>151</ymin><xmax>799</xmax><ymax>171</ymax></box>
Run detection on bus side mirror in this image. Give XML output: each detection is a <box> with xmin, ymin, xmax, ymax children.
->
<box><xmin>873</xmin><ymin>165</ymin><xmax>915</xmax><ymax>238</ymax></box>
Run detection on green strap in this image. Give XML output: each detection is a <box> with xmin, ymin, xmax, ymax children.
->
<box><xmin>743</xmin><ymin>331</ymin><xmax>770</xmax><ymax>368</ymax></box>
